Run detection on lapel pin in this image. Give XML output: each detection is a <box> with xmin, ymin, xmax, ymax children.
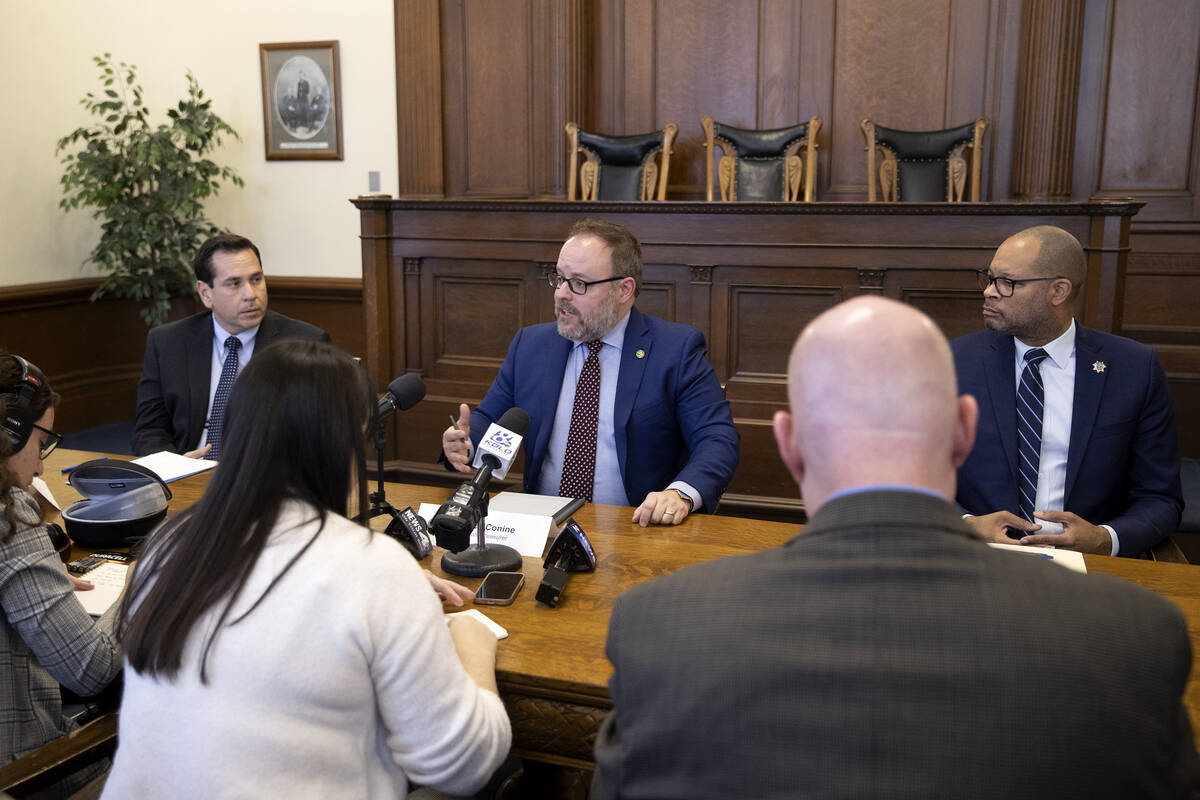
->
<box><xmin>635</xmin><ymin>348</ymin><xmax>646</xmax><ymax>359</ymax></box>
<box><xmin>1092</xmin><ymin>360</ymin><xmax>1106</xmax><ymax>373</ymax></box>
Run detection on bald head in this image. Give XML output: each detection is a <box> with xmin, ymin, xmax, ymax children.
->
<box><xmin>773</xmin><ymin>297</ymin><xmax>977</xmax><ymax>513</ymax></box>
<box><xmin>1001</xmin><ymin>225</ymin><xmax>1086</xmax><ymax>299</ymax></box>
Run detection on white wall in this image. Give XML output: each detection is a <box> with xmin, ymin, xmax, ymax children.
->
<box><xmin>1</xmin><ymin>0</ymin><xmax>397</xmax><ymax>287</ymax></box>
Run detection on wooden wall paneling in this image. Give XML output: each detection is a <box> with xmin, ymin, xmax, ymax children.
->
<box><xmin>983</xmin><ymin>0</ymin><xmax>1022</xmax><ymax>201</ymax></box>
<box><xmin>537</xmin><ymin>0</ymin><xmax>588</xmax><ymax>198</ymax></box>
<box><xmin>394</xmin><ymin>0</ymin><xmax>446</xmax><ymax>197</ymax></box>
<box><xmin>827</xmin><ymin>0</ymin><xmax>953</xmax><ymax>199</ymax></box>
<box><xmin>593</xmin><ymin>0</ymin><xmax>624</xmax><ymax>133</ymax></box>
<box><xmin>1009</xmin><ymin>0</ymin><xmax>1085</xmax><ymax>201</ymax></box>
<box><xmin>797</xmin><ymin>1</ymin><xmax>837</xmax><ymax>199</ymax></box>
<box><xmin>1069</xmin><ymin>0</ymin><xmax>1113</xmax><ymax>204</ymax></box>
<box><xmin>1096</xmin><ymin>0</ymin><xmax>1200</xmax><ymax>220</ymax></box>
<box><xmin>360</xmin><ymin>205</ymin><xmax>395</xmax><ymax>394</ymax></box>
<box><xmin>265</xmin><ymin>277</ymin><xmax>366</xmax><ymax>360</ymax></box>
<box><xmin>621</xmin><ymin>0</ymin><xmax>657</xmax><ymax>133</ymax></box>
<box><xmin>757</xmin><ymin>0</ymin><xmax>803</xmax><ymax>129</ymax></box>
<box><xmin>652</xmin><ymin>0</ymin><xmax>761</xmax><ymax>197</ymax></box>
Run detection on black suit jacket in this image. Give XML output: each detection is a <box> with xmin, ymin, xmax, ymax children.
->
<box><xmin>132</xmin><ymin>310</ymin><xmax>330</xmax><ymax>455</ymax></box>
<box><xmin>592</xmin><ymin>490</ymin><xmax>1198</xmax><ymax>799</ymax></box>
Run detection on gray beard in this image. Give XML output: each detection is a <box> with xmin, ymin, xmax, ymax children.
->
<box><xmin>556</xmin><ymin>291</ymin><xmax>620</xmax><ymax>342</ymax></box>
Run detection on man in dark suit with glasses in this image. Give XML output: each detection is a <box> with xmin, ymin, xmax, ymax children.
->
<box><xmin>953</xmin><ymin>225</ymin><xmax>1182</xmax><ymax>556</ymax></box>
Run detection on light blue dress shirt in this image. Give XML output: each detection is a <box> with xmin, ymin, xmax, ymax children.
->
<box><xmin>535</xmin><ymin>311</ymin><xmax>700</xmax><ymax>509</ymax></box>
<box><xmin>197</xmin><ymin>317</ymin><xmax>259</xmax><ymax>449</ymax></box>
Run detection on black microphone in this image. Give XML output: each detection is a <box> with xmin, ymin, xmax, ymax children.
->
<box><xmin>433</xmin><ymin>407</ymin><xmax>530</xmax><ymax>576</ymax></box>
<box><xmin>376</xmin><ymin>374</ymin><xmax>426</xmax><ymax>420</ymax></box>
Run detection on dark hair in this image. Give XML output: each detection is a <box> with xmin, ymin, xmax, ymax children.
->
<box><xmin>193</xmin><ymin>234</ymin><xmax>262</xmax><ymax>285</ymax></box>
<box><xmin>568</xmin><ymin>218</ymin><xmax>643</xmax><ymax>296</ymax></box>
<box><xmin>119</xmin><ymin>340</ymin><xmax>372</xmax><ymax>681</ymax></box>
<box><xmin>0</xmin><ymin>352</ymin><xmax>59</xmax><ymax>536</ymax></box>
<box><xmin>1013</xmin><ymin>225</ymin><xmax>1086</xmax><ymax>301</ymax></box>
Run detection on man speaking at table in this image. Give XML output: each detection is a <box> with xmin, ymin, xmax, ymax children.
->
<box><xmin>592</xmin><ymin>297</ymin><xmax>1197</xmax><ymax>798</ymax></box>
<box><xmin>132</xmin><ymin>234</ymin><xmax>330</xmax><ymax>459</ymax></box>
<box><xmin>953</xmin><ymin>225</ymin><xmax>1182</xmax><ymax>556</ymax></box>
<box><xmin>441</xmin><ymin>219</ymin><xmax>738</xmax><ymax>526</ymax></box>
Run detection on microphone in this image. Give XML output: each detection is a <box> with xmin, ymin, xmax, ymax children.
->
<box><xmin>433</xmin><ymin>407</ymin><xmax>530</xmax><ymax>577</ymax></box>
<box><xmin>470</xmin><ymin>407</ymin><xmax>529</xmax><ymax>479</ymax></box>
<box><xmin>376</xmin><ymin>374</ymin><xmax>426</xmax><ymax>420</ymax></box>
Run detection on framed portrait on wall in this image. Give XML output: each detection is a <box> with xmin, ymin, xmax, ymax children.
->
<box><xmin>259</xmin><ymin>40</ymin><xmax>343</xmax><ymax>160</ymax></box>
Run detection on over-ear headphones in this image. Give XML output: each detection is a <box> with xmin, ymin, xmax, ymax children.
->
<box><xmin>2</xmin><ymin>355</ymin><xmax>45</xmax><ymax>452</ymax></box>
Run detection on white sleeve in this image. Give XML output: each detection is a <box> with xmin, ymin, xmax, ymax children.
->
<box><xmin>359</xmin><ymin>541</ymin><xmax>511</xmax><ymax>795</ymax></box>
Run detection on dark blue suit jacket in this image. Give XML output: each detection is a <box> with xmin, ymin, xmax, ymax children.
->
<box><xmin>466</xmin><ymin>308</ymin><xmax>739</xmax><ymax>512</ymax></box>
<box><xmin>952</xmin><ymin>325</ymin><xmax>1182</xmax><ymax>556</ymax></box>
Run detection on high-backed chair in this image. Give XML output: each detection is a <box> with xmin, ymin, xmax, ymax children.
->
<box><xmin>701</xmin><ymin>115</ymin><xmax>821</xmax><ymax>202</ymax></box>
<box><xmin>565</xmin><ymin>122</ymin><xmax>678</xmax><ymax>201</ymax></box>
<box><xmin>860</xmin><ymin>117</ymin><xmax>988</xmax><ymax>201</ymax></box>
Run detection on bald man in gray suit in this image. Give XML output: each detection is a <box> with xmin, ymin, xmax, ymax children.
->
<box><xmin>592</xmin><ymin>297</ymin><xmax>1198</xmax><ymax>799</ymax></box>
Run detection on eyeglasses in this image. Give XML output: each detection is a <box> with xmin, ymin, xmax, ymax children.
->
<box><xmin>548</xmin><ymin>273</ymin><xmax>627</xmax><ymax>295</ymax></box>
<box><xmin>31</xmin><ymin>423</ymin><xmax>62</xmax><ymax>459</ymax></box>
<box><xmin>975</xmin><ymin>270</ymin><xmax>1063</xmax><ymax>298</ymax></box>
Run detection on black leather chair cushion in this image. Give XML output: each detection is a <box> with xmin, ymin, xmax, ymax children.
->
<box><xmin>873</xmin><ymin>121</ymin><xmax>977</xmax><ymax>201</ymax></box>
<box><xmin>713</xmin><ymin>121</ymin><xmax>811</xmax><ymax>201</ymax></box>
<box><xmin>577</xmin><ymin>130</ymin><xmax>665</xmax><ymax>200</ymax></box>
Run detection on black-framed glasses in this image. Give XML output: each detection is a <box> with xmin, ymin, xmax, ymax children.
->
<box><xmin>31</xmin><ymin>423</ymin><xmax>62</xmax><ymax>459</ymax></box>
<box><xmin>548</xmin><ymin>273</ymin><xmax>627</xmax><ymax>295</ymax></box>
<box><xmin>975</xmin><ymin>269</ymin><xmax>1063</xmax><ymax>298</ymax></box>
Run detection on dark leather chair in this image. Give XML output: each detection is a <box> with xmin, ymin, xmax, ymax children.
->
<box><xmin>565</xmin><ymin>122</ymin><xmax>678</xmax><ymax>201</ymax></box>
<box><xmin>701</xmin><ymin>115</ymin><xmax>821</xmax><ymax>202</ymax></box>
<box><xmin>860</xmin><ymin>117</ymin><xmax>988</xmax><ymax>201</ymax></box>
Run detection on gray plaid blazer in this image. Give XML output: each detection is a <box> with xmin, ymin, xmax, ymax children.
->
<box><xmin>0</xmin><ymin>488</ymin><xmax>121</xmax><ymax>796</ymax></box>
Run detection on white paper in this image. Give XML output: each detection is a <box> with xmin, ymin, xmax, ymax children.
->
<box><xmin>30</xmin><ymin>476</ymin><xmax>59</xmax><ymax>510</ymax></box>
<box><xmin>489</xmin><ymin>491</ymin><xmax>578</xmax><ymax>518</ymax></box>
<box><xmin>417</xmin><ymin>503</ymin><xmax>552</xmax><ymax>558</ymax></box>
<box><xmin>75</xmin><ymin>562</ymin><xmax>128</xmax><ymax>616</ymax></box>
<box><xmin>132</xmin><ymin>451</ymin><xmax>217</xmax><ymax>483</ymax></box>
<box><xmin>988</xmin><ymin>542</ymin><xmax>1087</xmax><ymax>573</ymax></box>
<box><xmin>446</xmin><ymin>608</ymin><xmax>508</xmax><ymax>639</ymax></box>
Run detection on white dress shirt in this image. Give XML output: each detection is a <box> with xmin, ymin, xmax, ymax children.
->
<box><xmin>1014</xmin><ymin>321</ymin><xmax>1119</xmax><ymax>555</ymax></box>
<box><xmin>197</xmin><ymin>318</ymin><xmax>259</xmax><ymax>449</ymax></box>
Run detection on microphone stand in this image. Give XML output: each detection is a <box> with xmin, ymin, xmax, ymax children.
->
<box><xmin>366</xmin><ymin>416</ymin><xmax>403</xmax><ymax>528</ymax></box>
<box><xmin>440</xmin><ymin>491</ymin><xmax>524</xmax><ymax>577</ymax></box>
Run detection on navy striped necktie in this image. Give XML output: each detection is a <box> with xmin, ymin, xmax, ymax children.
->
<box><xmin>1016</xmin><ymin>347</ymin><xmax>1049</xmax><ymax>522</ymax></box>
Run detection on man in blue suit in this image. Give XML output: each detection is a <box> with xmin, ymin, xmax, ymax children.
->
<box><xmin>441</xmin><ymin>219</ymin><xmax>739</xmax><ymax>526</ymax></box>
<box><xmin>953</xmin><ymin>225</ymin><xmax>1182</xmax><ymax>556</ymax></box>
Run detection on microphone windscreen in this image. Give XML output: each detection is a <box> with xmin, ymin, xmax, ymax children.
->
<box><xmin>496</xmin><ymin>406</ymin><xmax>530</xmax><ymax>436</ymax></box>
<box><xmin>387</xmin><ymin>374</ymin><xmax>426</xmax><ymax>411</ymax></box>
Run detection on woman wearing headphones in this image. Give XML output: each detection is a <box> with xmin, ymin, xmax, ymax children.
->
<box><xmin>0</xmin><ymin>352</ymin><xmax>124</xmax><ymax>797</ymax></box>
<box><xmin>104</xmin><ymin>340</ymin><xmax>511</xmax><ymax>798</ymax></box>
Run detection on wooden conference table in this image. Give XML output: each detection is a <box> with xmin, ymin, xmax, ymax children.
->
<box><xmin>43</xmin><ymin>450</ymin><xmax>1200</xmax><ymax>773</ymax></box>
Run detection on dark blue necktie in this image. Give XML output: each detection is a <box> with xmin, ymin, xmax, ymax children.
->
<box><xmin>1016</xmin><ymin>347</ymin><xmax>1049</xmax><ymax>522</ymax></box>
<box><xmin>207</xmin><ymin>337</ymin><xmax>242</xmax><ymax>460</ymax></box>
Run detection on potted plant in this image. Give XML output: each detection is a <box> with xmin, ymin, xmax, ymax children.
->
<box><xmin>57</xmin><ymin>54</ymin><xmax>244</xmax><ymax>326</ymax></box>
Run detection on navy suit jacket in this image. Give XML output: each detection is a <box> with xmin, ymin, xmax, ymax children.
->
<box><xmin>952</xmin><ymin>325</ymin><xmax>1182</xmax><ymax>556</ymax></box>
<box><xmin>466</xmin><ymin>307</ymin><xmax>739</xmax><ymax>512</ymax></box>
<box><xmin>132</xmin><ymin>310</ymin><xmax>330</xmax><ymax>456</ymax></box>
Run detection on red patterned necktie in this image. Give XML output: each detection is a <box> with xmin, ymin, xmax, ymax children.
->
<box><xmin>558</xmin><ymin>340</ymin><xmax>604</xmax><ymax>501</ymax></box>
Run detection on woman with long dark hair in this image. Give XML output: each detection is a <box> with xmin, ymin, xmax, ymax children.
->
<box><xmin>0</xmin><ymin>352</ymin><xmax>124</xmax><ymax>798</ymax></box>
<box><xmin>103</xmin><ymin>340</ymin><xmax>511</xmax><ymax>798</ymax></box>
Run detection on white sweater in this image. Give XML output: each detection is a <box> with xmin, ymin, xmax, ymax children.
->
<box><xmin>102</xmin><ymin>503</ymin><xmax>511</xmax><ymax>799</ymax></box>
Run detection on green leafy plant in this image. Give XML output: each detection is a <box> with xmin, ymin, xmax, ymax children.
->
<box><xmin>57</xmin><ymin>54</ymin><xmax>244</xmax><ymax>326</ymax></box>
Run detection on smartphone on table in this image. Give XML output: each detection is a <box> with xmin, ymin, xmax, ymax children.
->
<box><xmin>473</xmin><ymin>571</ymin><xmax>525</xmax><ymax>606</ymax></box>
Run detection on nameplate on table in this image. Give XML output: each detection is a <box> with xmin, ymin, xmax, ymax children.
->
<box><xmin>417</xmin><ymin>503</ymin><xmax>552</xmax><ymax>558</ymax></box>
